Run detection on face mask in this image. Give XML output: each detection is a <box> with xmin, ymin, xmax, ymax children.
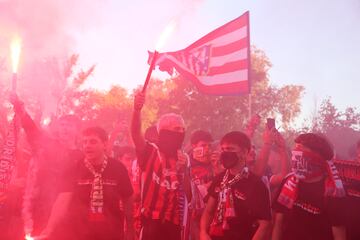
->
<box><xmin>220</xmin><ymin>151</ymin><xmax>239</xmax><ymax>169</ymax></box>
<box><xmin>291</xmin><ymin>150</ymin><xmax>325</xmax><ymax>180</ymax></box>
<box><xmin>158</xmin><ymin>129</ymin><xmax>185</xmax><ymax>157</ymax></box>
<box><xmin>192</xmin><ymin>147</ymin><xmax>211</xmax><ymax>163</ymax></box>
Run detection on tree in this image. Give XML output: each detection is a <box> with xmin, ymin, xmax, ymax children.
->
<box><xmin>311</xmin><ymin>97</ymin><xmax>360</xmax><ymax>132</ymax></box>
<box><xmin>304</xmin><ymin>97</ymin><xmax>360</xmax><ymax>159</ymax></box>
<box><xmin>1</xmin><ymin>47</ymin><xmax>306</xmax><ymax>149</ymax></box>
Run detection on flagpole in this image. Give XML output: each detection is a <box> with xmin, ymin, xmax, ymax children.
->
<box><xmin>247</xmin><ymin>11</ymin><xmax>252</xmax><ymax>121</ymax></box>
<box><xmin>142</xmin><ymin>51</ymin><xmax>159</xmax><ymax>93</ymax></box>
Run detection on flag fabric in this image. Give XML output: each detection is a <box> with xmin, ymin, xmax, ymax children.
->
<box><xmin>149</xmin><ymin>11</ymin><xmax>251</xmax><ymax>95</ymax></box>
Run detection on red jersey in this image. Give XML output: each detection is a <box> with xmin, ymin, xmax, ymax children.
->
<box><xmin>138</xmin><ymin>143</ymin><xmax>182</xmax><ymax>225</ymax></box>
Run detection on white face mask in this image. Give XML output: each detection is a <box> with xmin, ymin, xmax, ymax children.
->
<box><xmin>193</xmin><ymin>146</ymin><xmax>211</xmax><ymax>163</ymax></box>
<box><xmin>291</xmin><ymin>150</ymin><xmax>324</xmax><ymax>180</ymax></box>
<box><xmin>291</xmin><ymin>150</ymin><xmax>307</xmax><ymax>179</ymax></box>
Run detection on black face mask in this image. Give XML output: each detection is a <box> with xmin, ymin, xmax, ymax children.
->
<box><xmin>220</xmin><ymin>151</ymin><xmax>239</xmax><ymax>169</ymax></box>
<box><xmin>158</xmin><ymin>129</ymin><xmax>185</xmax><ymax>157</ymax></box>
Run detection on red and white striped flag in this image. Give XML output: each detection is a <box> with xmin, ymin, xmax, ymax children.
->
<box><xmin>149</xmin><ymin>11</ymin><xmax>250</xmax><ymax>95</ymax></box>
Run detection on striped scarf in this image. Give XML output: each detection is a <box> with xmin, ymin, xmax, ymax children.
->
<box><xmin>278</xmin><ymin>160</ymin><xmax>345</xmax><ymax>209</ymax></box>
<box><xmin>84</xmin><ymin>157</ymin><xmax>108</xmax><ymax>221</ymax></box>
<box><xmin>210</xmin><ymin>167</ymin><xmax>249</xmax><ymax>236</ymax></box>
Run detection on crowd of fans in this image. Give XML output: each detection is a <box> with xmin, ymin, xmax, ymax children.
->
<box><xmin>0</xmin><ymin>91</ymin><xmax>359</xmax><ymax>240</ymax></box>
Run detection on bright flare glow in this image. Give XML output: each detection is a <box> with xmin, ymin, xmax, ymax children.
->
<box><xmin>25</xmin><ymin>234</ymin><xmax>34</xmax><ymax>240</ymax></box>
<box><xmin>10</xmin><ymin>36</ymin><xmax>22</xmax><ymax>73</ymax></box>
<box><xmin>155</xmin><ymin>20</ymin><xmax>177</xmax><ymax>51</ymax></box>
<box><xmin>42</xmin><ymin>117</ymin><xmax>51</xmax><ymax>126</ymax></box>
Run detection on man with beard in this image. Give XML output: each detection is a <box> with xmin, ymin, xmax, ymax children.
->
<box><xmin>272</xmin><ymin>133</ymin><xmax>346</xmax><ymax>240</ymax></box>
<box><xmin>200</xmin><ymin>131</ymin><xmax>271</xmax><ymax>240</ymax></box>
<box><xmin>10</xmin><ymin>94</ymin><xmax>83</xmax><ymax>239</ymax></box>
<box><xmin>131</xmin><ymin>92</ymin><xmax>192</xmax><ymax>240</ymax></box>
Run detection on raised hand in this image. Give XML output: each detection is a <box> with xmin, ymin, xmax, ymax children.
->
<box><xmin>9</xmin><ymin>92</ymin><xmax>24</xmax><ymax>114</ymax></box>
<box><xmin>274</xmin><ymin>131</ymin><xmax>287</xmax><ymax>150</ymax></box>
<box><xmin>133</xmin><ymin>91</ymin><xmax>145</xmax><ymax>112</ymax></box>
<box><xmin>262</xmin><ymin>127</ymin><xmax>276</xmax><ymax>146</ymax></box>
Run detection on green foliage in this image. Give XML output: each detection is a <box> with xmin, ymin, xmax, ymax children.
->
<box><xmin>302</xmin><ymin>96</ymin><xmax>360</xmax><ymax>159</ymax></box>
<box><xmin>0</xmin><ymin>47</ymin><xmax>305</xmax><ymax>144</ymax></box>
<box><xmin>7</xmin><ymin>47</ymin><xmax>351</xmax><ymax>150</ymax></box>
<box><xmin>311</xmin><ymin>97</ymin><xmax>360</xmax><ymax>132</ymax></box>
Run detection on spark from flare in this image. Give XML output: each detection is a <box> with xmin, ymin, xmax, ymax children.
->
<box><xmin>155</xmin><ymin>19</ymin><xmax>177</xmax><ymax>51</ymax></box>
<box><xmin>142</xmin><ymin>19</ymin><xmax>177</xmax><ymax>92</ymax></box>
<box><xmin>42</xmin><ymin>117</ymin><xmax>51</xmax><ymax>126</ymax></box>
<box><xmin>25</xmin><ymin>234</ymin><xmax>34</xmax><ymax>240</ymax></box>
<box><xmin>10</xmin><ymin>36</ymin><xmax>22</xmax><ymax>74</ymax></box>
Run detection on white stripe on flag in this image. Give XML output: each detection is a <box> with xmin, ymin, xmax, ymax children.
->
<box><xmin>157</xmin><ymin>53</ymin><xmax>189</xmax><ymax>71</ymax></box>
<box><xmin>199</xmin><ymin>69</ymin><xmax>248</xmax><ymax>86</ymax></box>
<box><xmin>209</xmin><ymin>48</ymin><xmax>248</xmax><ymax>68</ymax></box>
<box><xmin>206</xmin><ymin>26</ymin><xmax>247</xmax><ymax>48</ymax></box>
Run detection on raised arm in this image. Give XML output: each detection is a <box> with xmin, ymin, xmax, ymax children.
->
<box><xmin>131</xmin><ymin>92</ymin><xmax>146</xmax><ymax>152</ymax></box>
<box><xmin>10</xmin><ymin>93</ymin><xmax>43</xmax><ymax>149</ymax></box>
<box><xmin>253</xmin><ymin>128</ymin><xmax>274</xmax><ymax>177</ymax></box>
<box><xmin>270</xmin><ymin>133</ymin><xmax>290</xmax><ymax>187</ymax></box>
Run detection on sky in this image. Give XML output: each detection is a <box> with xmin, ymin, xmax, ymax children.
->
<box><xmin>72</xmin><ymin>0</ymin><xmax>360</xmax><ymax>123</ymax></box>
<box><xmin>1</xmin><ymin>0</ymin><xmax>360</xmax><ymax>124</ymax></box>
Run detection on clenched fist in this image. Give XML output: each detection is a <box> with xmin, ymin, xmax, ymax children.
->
<box><xmin>134</xmin><ymin>91</ymin><xmax>145</xmax><ymax>111</ymax></box>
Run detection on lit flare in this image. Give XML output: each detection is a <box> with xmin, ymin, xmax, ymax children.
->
<box><xmin>142</xmin><ymin>19</ymin><xmax>177</xmax><ymax>93</ymax></box>
<box><xmin>10</xmin><ymin>36</ymin><xmax>22</xmax><ymax>74</ymax></box>
<box><xmin>25</xmin><ymin>234</ymin><xmax>34</xmax><ymax>240</ymax></box>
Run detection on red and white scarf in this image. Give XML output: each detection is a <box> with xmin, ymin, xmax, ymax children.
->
<box><xmin>209</xmin><ymin>167</ymin><xmax>249</xmax><ymax>236</ymax></box>
<box><xmin>84</xmin><ymin>157</ymin><xmax>108</xmax><ymax>221</ymax></box>
<box><xmin>278</xmin><ymin>150</ymin><xmax>345</xmax><ymax>209</ymax></box>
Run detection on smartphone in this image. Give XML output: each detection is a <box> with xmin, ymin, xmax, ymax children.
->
<box><xmin>266</xmin><ymin>118</ymin><xmax>275</xmax><ymax>130</ymax></box>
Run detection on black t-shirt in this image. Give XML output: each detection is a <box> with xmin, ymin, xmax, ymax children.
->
<box><xmin>63</xmin><ymin>158</ymin><xmax>133</xmax><ymax>239</ymax></box>
<box><xmin>207</xmin><ymin>172</ymin><xmax>271</xmax><ymax>240</ymax></box>
<box><xmin>344</xmin><ymin>181</ymin><xmax>360</xmax><ymax>240</ymax></box>
<box><xmin>31</xmin><ymin>147</ymin><xmax>83</xmax><ymax>235</ymax></box>
<box><xmin>273</xmin><ymin>177</ymin><xmax>346</xmax><ymax>240</ymax></box>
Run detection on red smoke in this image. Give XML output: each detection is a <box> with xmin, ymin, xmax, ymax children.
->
<box><xmin>0</xmin><ymin>0</ymin><xmax>104</xmax><ymax>116</ymax></box>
